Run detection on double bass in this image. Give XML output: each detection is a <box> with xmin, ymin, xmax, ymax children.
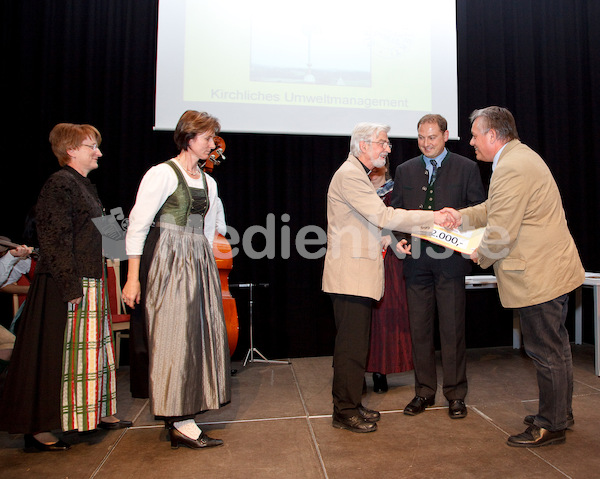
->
<box><xmin>202</xmin><ymin>137</ymin><xmax>240</xmax><ymax>356</ymax></box>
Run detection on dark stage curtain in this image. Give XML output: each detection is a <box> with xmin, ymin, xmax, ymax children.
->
<box><xmin>2</xmin><ymin>0</ymin><xmax>600</xmax><ymax>358</ymax></box>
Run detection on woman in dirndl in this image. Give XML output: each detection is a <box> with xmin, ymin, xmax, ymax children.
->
<box><xmin>0</xmin><ymin>123</ymin><xmax>130</xmax><ymax>452</ymax></box>
<box><xmin>365</xmin><ymin>159</ymin><xmax>413</xmax><ymax>393</ymax></box>
<box><xmin>122</xmin><ymin>110</ymin><xmax>230</xmax><ymax>449</ymax></box>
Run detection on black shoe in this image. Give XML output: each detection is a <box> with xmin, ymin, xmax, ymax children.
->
<box><xmin>357</xmin><ymin>404</ymin><xmax>381</xmax><ymax>422</ymax></box>
<box><xmin>524</xmin><ymin>413</ymin><xmax>574</xmax><ymax>429</ymax></box>
<box><xmin>372</xmin><ymin>373</ymin><xmax>388</xmax><ymax>393</ymax></box>
<box><xmin>507</xmin><ymin>425</ymin><xmax>566</xmax><ymax>447</ymax></box>
<box><xmin>24</xmin><ymin>434</ymin><xmax>71</xmax><ymax>453</ymax></box>
<box><xmin>403</xmin><ymin>396</ymin><xmax>435</xmax><ymax>416</ymax></box>
<box><xmin>448</xmin><ymin>399</ymin><xmax>467</xmax><ymax>419</ymax></box>
<box><xmin>98</xmin><ymin>419</ymin><xmax>133</xmax><ymax>430</ymax></box>
<box><xmin>169</xmin><ymin>428</ymin><xmax>224</xmax><ymax>449</ymax></box>
<box><xmin>332</xmin><ymin>412</ymin><xmax>377</xmax><ymax>433</ymax></box>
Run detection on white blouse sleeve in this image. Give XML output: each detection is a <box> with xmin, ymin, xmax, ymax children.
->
<box><xmin>215</xmin><ymin>197</ymin><xmax>227</xmax><ymax>237</ymax></box>
<box><xmin>125</xmin><ymin>164</ymin><xmax>178</xmax><ymax>256</ymax></box>
<box><xmin>203</xmin><ymin>173</ymin><xmax>221</xmax><ymax>246</ymax></box>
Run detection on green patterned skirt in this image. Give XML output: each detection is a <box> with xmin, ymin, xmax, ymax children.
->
<box><xmin>61</xmin><ymin>277</ymin><xmax>117</xmax><ymax>431</ymax></box>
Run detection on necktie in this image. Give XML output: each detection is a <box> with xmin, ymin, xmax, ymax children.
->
<box><xmin>429</xmin><ymin>159</ymin><xmax>438</xmax><ymax>185</ymax></box>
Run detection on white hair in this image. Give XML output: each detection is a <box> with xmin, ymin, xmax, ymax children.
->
<box><xmin>349</xmin><ymin>122</ymin><xmax>390</xmax><ymax>157</ymax></box>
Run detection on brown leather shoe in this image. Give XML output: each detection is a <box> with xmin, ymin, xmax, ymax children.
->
<box><xmin>523</xmin><ymin>413</ymin><xmax>574</xmax><ymax>428</ymax></box>
<box><xmin>332</xmin><ymin>412</ymin><xmax>377</xmax><ymax>433</ymax></box>
<box><xmin>357</xmin><ymin>404</ymin><xmax>381</xmax><ymax>422</ymax></box>
<box><xmin>403</xmin><ymin>396</ymin><xmax>435</xmax><ymax>416</ymax></box>
<box><xmin>507</xmin><ymin>425</ymin><xmax>566</xmax><ymax>447</ymax></box>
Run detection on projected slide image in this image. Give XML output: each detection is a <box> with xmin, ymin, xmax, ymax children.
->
<box><xmin>155</xmin><ymin>0</ymin><xmax>459</xmax><ymax>137</ymax></box>
<box><xmin>182</xmin><ymin>0</ymin><xmax>432</xmax><ymax>110</ymax></box>
<box><xmin>249</xmin><ymin>17</ymin><xmax>372</xmax><ymax>87</ymax></box>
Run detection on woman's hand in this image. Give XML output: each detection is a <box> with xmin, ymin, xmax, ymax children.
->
<box><xmin>122</xmin><ymin>280</ymin><xmax>141</xmax><ymax>309</ymax></box>
<box><xmin>122</xmin><ymin>256</ymin><xmax>142</xmax><ymax>309</ymax></box>
<box><xmin>69</xmin><ymin>297</ymin><xmax>83</xmax><ymax>305</ymax></box>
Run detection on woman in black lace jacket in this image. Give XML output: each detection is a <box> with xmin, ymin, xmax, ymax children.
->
<box><xmin>0</xmin><ymin>123</ymin><xmax>130</xmax><ymax>452</ymax></box>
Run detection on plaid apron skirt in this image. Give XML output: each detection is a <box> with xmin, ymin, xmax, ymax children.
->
<box><xmin>61</xmin><ymin>276</ymin><xmax>117</xmax><ymax>431</ymax></box>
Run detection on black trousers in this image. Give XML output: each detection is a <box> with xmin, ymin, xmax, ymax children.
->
<box><xmin>330</xmin><ymin>293</ymin><xmax>373</xmax><ymax>416</ymax></box>
<box><xmin>405</xmin><ymin>264</ymin><xmax>467</xmax><ymax>401</ymax></box>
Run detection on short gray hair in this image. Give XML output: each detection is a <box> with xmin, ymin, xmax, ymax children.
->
<box><xmin>350</xmin><ymin>122</ymin><xmax>390</xmax><ymax>157</ymax></box>
<box><xmin>469</xmin><ymin>106</ymin><xmax>519</xmax><ymax>141</ymax></box>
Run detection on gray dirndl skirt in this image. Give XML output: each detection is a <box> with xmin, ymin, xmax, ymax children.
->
<box><xmin>145</xmin><ymin>222</ymin><xmax>231</xmax><ymax>416</ymax></box>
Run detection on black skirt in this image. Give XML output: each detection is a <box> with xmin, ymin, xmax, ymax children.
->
<box><xmin>0</xmin><ymin>273</ymin><xmax>68</xmax><ymax>434</ymax></box>
<box><xmin>127</xmin><ymin>226</ymin><xmax>159</xmax><ymax>399</ymax></box>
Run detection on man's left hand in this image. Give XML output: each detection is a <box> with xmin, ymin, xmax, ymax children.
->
<box><xmin>470</xmin><ymin>249</ymin><xmax>479</xmax><ymax>263</ymax></box>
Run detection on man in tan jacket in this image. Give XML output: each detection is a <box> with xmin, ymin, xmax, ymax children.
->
<box><xmin>322</xmin><ymin>122</ymin><xmax>456</xmax><ymax>433</ymax></box>
<box><xmin>453</xmin><ymin>107</ymin><xmax>584</xmax><ymax>447</ymax></box>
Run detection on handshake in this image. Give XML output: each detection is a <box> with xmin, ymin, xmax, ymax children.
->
<box><xmin>394</xmin><ymin>207</ymin><xmax>466</xmax><ymax>257</ymax></box>
<box><xmin>433</xmin><ymin>207</ymin><xmax>462</xmax><ymax>230</ymax></box>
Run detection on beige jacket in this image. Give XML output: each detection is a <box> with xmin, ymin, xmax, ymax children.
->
<box><xmin>460</xmin><ymin>140</ymin><xmax>584</xmax><ymax>308</ymax></box>
<box><xmin>322</xmin><ymin>155</ymin><xmax>434</xmax><ymax>301</ymax></box>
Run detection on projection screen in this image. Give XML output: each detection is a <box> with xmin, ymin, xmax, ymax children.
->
<box><xmin>155</xmin><ymin>0</ymin><xmax>459</xmax><ymax>139</ymax></box>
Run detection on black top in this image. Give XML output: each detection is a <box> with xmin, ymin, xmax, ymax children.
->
<box><xmin>35</xmin><ymin>165</ymin><xmax>104</xmax><ymax>302</ymax></box>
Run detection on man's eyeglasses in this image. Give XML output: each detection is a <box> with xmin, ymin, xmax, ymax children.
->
<box><xmin>366</xmin><ymin>140</ymin><xmax>392</xmax><ymax>150</ymax></box>
<box><xmin>81</xmin><ymin>143</ymin><xmax>100</xmax><ymax>151</ymax></box>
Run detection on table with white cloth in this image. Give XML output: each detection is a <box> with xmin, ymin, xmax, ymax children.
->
<box><xmin>465</xmin><ymin>273</ymin><xmax>600</xmax><ymax>377</ymax></box>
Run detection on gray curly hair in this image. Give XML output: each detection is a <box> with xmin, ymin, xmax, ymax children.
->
<box><xmin>350</xmin><ymin>122</ymin><xmax>390</xmax><ymax>157</ymax></box>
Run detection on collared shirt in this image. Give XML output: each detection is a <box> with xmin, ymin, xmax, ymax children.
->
<box><xmin>359</xmin><ymin>160</ymin><xmax>371</xmax><ymax>175</ymax></box>
<box><xmin>423</xmin><ymin>148</ymin><xmax>448</xmax><ymax>182</ymax></box>
<box><xmin>492</xmin><ymin>143</ymin><xmax>508</xmax><ymax>171</ymax></box>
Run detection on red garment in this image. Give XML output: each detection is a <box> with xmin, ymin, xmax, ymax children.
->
<box><xmin>366</xmin><ymin>248</ymin><xmax>413</xmax><ymax>373</ymax></box>
<box><xmin>366</xmin><ymin>189</ymin><xmax>413</xmax><ymax>374</ymax></box>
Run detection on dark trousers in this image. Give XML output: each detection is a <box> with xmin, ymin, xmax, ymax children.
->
<box><xmin>405</xmin><ymin>267</ymin><xmax>467</xmax><ymax>401</ymax></box>
<box><xmin>330</xmin><ymin>293</ymin><xmax>372</xmax><ymax>416</ymax></box>
<box><xmin>518</xmin><ymin>293</ymin><xmax>573</xmax><ymax>431</ymax></box>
